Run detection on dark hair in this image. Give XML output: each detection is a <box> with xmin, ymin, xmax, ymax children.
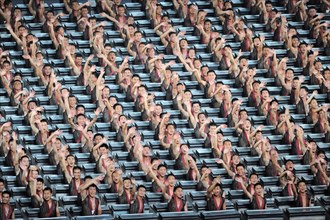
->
<box><xmin>84</xmin><ymin>175</ymin><xmax>93</xmax><ymax>181</ymax></box>
<box><xmin>73</xmin><ymin>166</ymin><xmax>82</xmax><ymax>172</ymax></box>
<box><xmin>99</xmin><ymin>143</ymin><xmax>109</xmax><ymax>149</ymax></box>
<box><xmin>254</xmin><ymin>182</ymin><xmax>264</xmax><ymax>189</ymax></box>
<box><xmin>87</xmin><ymin>183</ymin><xmax>97</xmax><ymax>190</ymax></box>
<box><xmin>157</xmin><ymin>164</ymin><xmax>167</xmax><ymax>170</ymax></box>
<box><xmin>173</xmin><ymin>185</ymin><xmax>183</xmax><ymax>192</ymax></box>
<box><xmin>137</xmin><ymin>185</ymin><xmax>146</xmax><ymax>191</ymax></box>
<box><xmin>2</xmin><ymin>191</ymin><xmax>11</xmax><ymax>197</ymax></box>
<box><xmin>249</xmin><ymin>173</ymin><xmax>258</xmax><ymax>178</ymax></box>
<box><xmin>236</xmin><ymin>163</ymin><xmax>245</xmax><ymax>169</ymax></box>
<box><xmin>20</xmin><ymin>155</ymin><xmax>29</xmax><ymax>162</ymax></box>
<box><xmin>43</xmin><ymin>187</ymin><xmax>53</xmax><ymax>193</ymax></box>
<box><xmin>93</xmin><ymin>133</ymin><xmax>104</xmax><ymax>140</ymax></box>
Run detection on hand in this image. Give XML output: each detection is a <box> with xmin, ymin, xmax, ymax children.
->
<box><xmin>235</xmin><ymin>177</ymin><xmax>243</xmax><ymax>183</ymax></box>
<box><xmin>88</xmin><ymin>54</ymin><xmax>94</xmax><ymax>60</ymax></box>
<box><xmin>196</xmin><ymin>24</ymin><xmax>203</xmax><ymax>30</ymax></box>
<box><xmin>94</xmin><ymin>108</ymin><xmax>101</xmax><ymax>116</ymax></box>
<box><xmin>318</xmin><ymin>13</ymin><xmax>325</xmax><ymax>20</ymax></box>
<box><xmin>168</xmin><ymin>60</ymin><xmax>176</xmax><ymax>66</ymax></box>
<box><xmin>12</xmin><ymin>131</ymin><xmax>17</xmax><ymax>140</ymax></box>
<box><xmin>35</xmin><ymin>106</ymin><xmax>44</xmax><ymax>112</ymax></box>
<box><xmin>213</xmin><ymin>176</ymin><xmax>221</xmax><ymax>183</ymax></box>
<box><xmin>266</xmin><ymin>97</ymin><xmax>273</xmax><ymax>103</ymax></box>
<box><xmin>22</xmin><ymin>54</ymin><xmax>31</xmax><ymax>60</ymax></box>
<box><xmin>102</xmin><ymin>136</ymin><xmax>108</xmax><ymax>144</ymax></box>
<box><xmin>216</xmin><ymin>158</ymin><xmax>224</xmax><ymax>164</ymax></box>
<box><xmin>257</xmin><ymin>125</ymin><xmax>264</xmax><ymax>131</ymax></box>
<box><xmin>1</xmin><ymin>121</ymin><xmax>11</xmax><ymax>128</ymax></box>
<box><xmin>96</xmin><ymin>175</ymin><xmax>104</xmax><ymax>181</ymax></box>
<box><xmin>54</xmin><ymin>129</ymin><xmax>62</xmax><ymax>136</ymax></box>
<box><xmin>5</xmin><ymin>23</ymin><xmax>11</xmax><ymax>30</ymax></box>
<box><xmin>29</xmin><ymin>90</ymin><xmax>36</xmax><ymax>98</ymax></box>
<box><xmin>312</xmin><ymin>90</ymin><xmax>318</xmax><ymax>95</ymax></box>
<box><xmin>62</xmin><ymin>89</ymin><xmax>69</xmax><ymax>98</ymax></box>
<box><xmin>75</xmin><ymin>125</ymin><xmax>84</xmax><ymax>131</ymax></box>
<box><xmin>219</xmin><ymin>124</ymin><xmax>226</xmax><ymax>129</ymax></box>
<box><xmin>260</xmin><ymin>35</ymin><xmax>265</xmax><ymax>42</ymax></box>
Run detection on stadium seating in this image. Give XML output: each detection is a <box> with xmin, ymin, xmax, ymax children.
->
<box><xmin>0</xmin><ymin>0</ymin><xmax>329</xmax><ymax>219</ymax></box>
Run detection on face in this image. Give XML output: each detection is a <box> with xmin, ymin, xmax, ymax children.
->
<box><xmin>244</xmin><ymin>120</ymin><xmax>251</xmax><ymax>131</ymax></box>
<box><xmin>158</xmin><ymin>167</ymin><xmax>167</xmax><ymax>177</ymax></box>
<box><xmin>138</xmin><ymin>187</ymin><xmax>146</xmax><ymax>197</ymax></box>
<box><xmin>261</xmin><ymin>90</ymin><xmax>269</xmax><ymax>99</ymax></box>
<box><xmin>99</xmin><ymin>147</ymin><xmax>108</xmax><ymax>155</ymax></box>
<box><xmin>236</xmin><ymin>166</ymin><xmax>245</xmax><ymax>176</ymax></box>
<box><xmin>13</xmin><ymin>81</ymin><xmax>22</xmax><ymax>91</ymax></box>
<box><xmin>239</xmin><ymin>111</ymin><xmax>248</xmax><ymax>120</ymax></box>
<box><xmin>255</xmin><ymin>185</ymin><xmax>263</xmax><ymax>196</ymax></box>
<box><xmin>292</xmin><ymin>37</ymin><xmax>299</xmax><ymax>47</ymax></box>
<box><xmin>253</xmin><ymin>38</ymin><xmax>261</xmax><ymax>47</ymax></box>
<box><xmin>68</xmin><ymin>96</ymin><xmax>77</xmax><ymax>107</ymax></box>
<box><xmin>180</xmin><ymin>144</ymin><xmax>189</xmax><ymax>154</ymax></box>
<box><xmin>102</xmin><ymin>87</ymin><xmax>110</xmax><ymax>98</ymax></box>
<box><xmin>20</xmin><ymin>157</ymin><xmax>29</xmax><ymax>167</ymax></box>
<box><xmin>300</xmin><ymin>44</ymin><xmax>307</xmax><ymax>53</ymax></box>
<box><xmin>298</xmin><ymin>182</ymin><xmax>306</xmax><ymax>192</ymax></box>
<box><xmin>232</xmin><ymin>155</ymin><xmax>240</xmax><ymax>165</ymax></box>
<box><xmin>168</xmin><ymin>175</ymin><xmax>176</xmax><ymax>186</ymax></box>
<box><xmin>54</xmin><ymin>139</ymin><xmax>62</xmax><ymax>150</ymax></box>
<box><xmin>75</xmin><ymin>57</ymin><xmax>83</xmax><ymax>66</ymax></box>
<box><xmin>217</xmin><ymin>132</ymin><xmax>223</xmax><ymax>142</ymax></box>
<box><xmin>112</xmin><ymin>172</ymin><xmax>120</xmax><ymax>183</ymax></box>
<box><xmin>250</xmin><ymin>175</ymin><xmax>258</xmax><ymax>184</ymax></box>
<box><xmin>94</xmin><ymin>135</ymin><xmax>103</xmax><ymax>144</ymax></box>
<box><xmin>123</xmin><ymin>179</ymin><xmax>131</xmax><ymax>189</ymax></box>
<box><xmin>43</xmin><ymin>190</ymin><xmax>52</xmax><ymax>201</ymax></box>
<box><xmin>315</xmin><ymin>61</ymin><xmax>322</xmax><ymax>71</ymax></box>
<box><xmin>142</xmin><ymin>147</ymin><xmax>150</xmax><ymax>156</ymax></box>
<box><xmin>286</xmin><ymin>70</ymin><xmax>294</xmax><ymax>80</ymax></box>
<box><xmin>31</xmin><ymin>170</ymin><xmax>38</xmax><ymax>179</ymax></box>
<box><xmin>73</xmin><ymin>169</ymin><xmax>81</xmax><ymax>179</ymax></box>
<box><xmin>0</xmin><ymin>182</ymin><xmax>4</xmax><ymax>192</ymax></box>
<box><xmin>179</xmin><ymin>39</ymin><xmax>188</xmax><ymax>48</ymax></box>
<box><xmin>77</xmin><ymin>115</ymin><xmax>86</xmax><ymax>126</ymax></box>
<box><xmin>114</xmin><ymin>105</ymin><xmax>122</xmax><ymax>114</ymax></box>
<box><xmin>213</xmin><ymin>186</ymin><xmax>221</xmax><ymax>196</ymax></box>
<box><xmin>167</xmin><ymin>125</ymin><xmax>175</xmax><ymax>135</ymax></box>
<box><xmin>36</xmin><ymin>181</ymin><xmax>43</xmax><ymax>190</ymax></box>
<box><xmin>299</xmin><ymin>89</ymin><xmax>307</xmax><ymax>98</ymax></box>
<box><xmin>28</xmin><ymin>102</ymin><xmax>36</xmax><ymax>110</ymax></box>
<box><xmin>67</xmin><ymin>156</ymin><xmax>75</xmax><ymax>166</ymax></box>
<box><xmin>134</xmin><ymin>33</ymin><xmax>142</xmax><ymax>42</ymax></box>
<box><xmin>198</xmin><ymin>114</ymin><xmax>206</xmax><ymax>123</ymax></box>
<box><xmin>174</xmin><ymin>188</ymin><xmax>183</xmax><ymax>198</ymax></box>
<box><xmin>285</xmin><ymin>161</ymin><xmax>294</xmax><ymax>171</ymax></box>
<box><xmin>76</xmin><ymin>106</ymin><xmax>85</xmax><ymax>115</ymax></box>
<box><xmin>270</xmin><ymin>150</ymin><xmax>278</xmax><ymax>160</ymax></box>
<box><xmin>88</xmin><ymin>186</ymin><xmax>97</xmax><ymax>197</ymax></box>
<box><xmin>204</xmin><ymin>21</ymin><xmax>212</xmax><ymax>31</ymax></box>
<box><xmin>2</xmin><ymin>194</ymin><xmax>10</xmax><ymax>204</ymax></box>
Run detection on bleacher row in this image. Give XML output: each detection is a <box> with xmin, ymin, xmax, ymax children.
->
<box><xmin>0</xmin><ymin>0</ymin><xmax>329</xmax><ymax>219</ymax></box>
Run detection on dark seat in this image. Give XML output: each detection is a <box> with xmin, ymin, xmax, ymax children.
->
<box><xmin>284</xmin><ymin>206</ymin><xmax>326</xmax><ymax>220</ymax></box>
<box><xmin>159</xmin><ymin>211</ymin><xmax>199</xmax><ymax>220</ymax></box>
<box><xmin>200</xmin><ymin>210</ymin><xmax>241</xmax><ymax>220</ymax></box>
<box><xmin>117</xmin><ymin>213</ymin><xmax>158</xmax><ymax>220</ymax></box>
<box><xmin>242</xmin><ymin>208</ymin><xmax>284</xmax><ymax>220</ymax></box>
